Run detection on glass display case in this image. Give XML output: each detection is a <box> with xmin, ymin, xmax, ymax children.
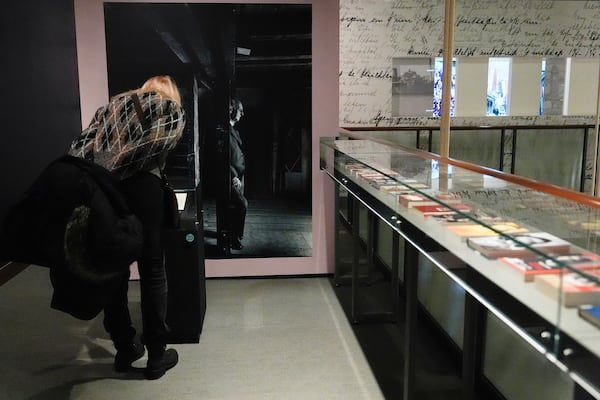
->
<box><xmin>321</xmin><ymin>136</ymin><xmax>600</xmax><ymax>400</ymax></box>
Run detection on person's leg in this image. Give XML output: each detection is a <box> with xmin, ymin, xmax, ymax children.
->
<box><xmin>103</xmin><ymin>270</ymin><xmax>134</xmax><ymax>345</ymax></box>
<box><xmin>103</xmin><ymin>270</ymin><xmax>144</xmax><ymax>371</ymax></box>
<box><xmin>137</xmin><ymin>238</ymin><xmax>178</xmax><ymax>380</ymax></box>
<box><xmin>230</xmin><ymin>184</ymin><xmax>248</xmax><ymax>249</ymax></box>
<box><xmin>121</xmin><ymin>172</ymin><xmax>178</xmax><ymax>379</ymax></box>
<box><xmin>138</xmin><ymin>253</ymin><xmax>169</xmax><ymax>349</ymax></box>
<box><xmin>239</xmin><ymin>192</ymin><xmax>248</xmax><ymax>239</ymax></box>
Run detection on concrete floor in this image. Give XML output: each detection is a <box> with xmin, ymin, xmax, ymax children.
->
<box><xmin>0</xmin><ymin>267</ymin><xmax>383</xmax><ymax>400</ymax></box>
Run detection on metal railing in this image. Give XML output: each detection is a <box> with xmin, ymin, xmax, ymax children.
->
<box><xmin>341</xmin><ymin>124</ymin><xmax>595</xmax><ymax>194</ymax></box>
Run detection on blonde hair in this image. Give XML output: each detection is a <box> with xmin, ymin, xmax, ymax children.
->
<box><xmin>117</xmin><ymin>75</ymin><xmax>182</xmax><ymax>106</ymax></box>
<box><xmin>139</xmin><ymin>75</ymin><xmax>182</xmax><ymax>105</ymax></box>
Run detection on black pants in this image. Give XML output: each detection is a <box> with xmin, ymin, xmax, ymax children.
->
<box><xmin>230</xmin><ymin>183</ymin><xmax>248</xmax><ymax>241</ymax></box>
<box><xmin>103</xmin><ymin>172</ymin><xmax>168</xmax><ymax>353</ymax></box>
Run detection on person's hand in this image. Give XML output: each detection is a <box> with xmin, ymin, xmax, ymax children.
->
<box><xmin>232</xmin><ymin>177</ymin><xmax>242</xmax><ymax>190</ymax></box>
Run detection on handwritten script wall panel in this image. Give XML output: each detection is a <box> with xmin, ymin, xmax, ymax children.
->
<box><xmin>340</xmin><ymin>0</ymin><xmax>600</xmax><ymax>127</ymax></box>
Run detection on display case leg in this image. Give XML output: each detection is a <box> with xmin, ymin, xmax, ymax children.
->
<box><xmin>390</xmin><ymin>230</ymin><xmax>400</xmax><ymax>322</ymax></box>
<box><xmin>403</xmin><ymin>242</ymin><xmax>418</xmax><ymax>400</ymax></box>
<box><xmin>351</xmin><ymin>196</ymin><xmax>360</xmax><ymax>323</ymax></box>
<box><xmin>333</xmin><ymin>182</ymin><xmax>344</xmax><ymax>287</ymax></box>
<box><xmin>462</xmin><ymin>292</ymin><xmax>485</xmax><ymax>400</ymax></box>
<box><xmin>366</xmin><ymin>212</ymin><xmax>376</xmax><ymax>282</ymax></box>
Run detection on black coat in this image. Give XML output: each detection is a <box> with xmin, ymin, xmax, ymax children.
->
<box><xmin>0</xmin><ymin>156</ymin><xmax>141</xmax><ymax>320</ymax></box>
<box><xmin>230</xmin><ymin>126</ymin><xmax>245</xmax><ymax>180</ymax></box>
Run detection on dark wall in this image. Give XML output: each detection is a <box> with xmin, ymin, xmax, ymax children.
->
<box><xmin>0</xmin><ymin>1</ymin><xmax>81</xmax><ymax>223</ymax></box>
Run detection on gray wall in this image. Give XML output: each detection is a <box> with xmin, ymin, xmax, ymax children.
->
<box><xmin>0</xmin><ymin>1</ymin><xmax>81</xmax><ymax>225</ymax></box>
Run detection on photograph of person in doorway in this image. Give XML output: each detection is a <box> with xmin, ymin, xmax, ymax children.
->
<box><xmin>229</xmin><ymin>98</ymin><xmax>248</xmax><ymax>250</ymax></box>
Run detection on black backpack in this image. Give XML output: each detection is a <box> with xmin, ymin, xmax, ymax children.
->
<box><xmin>0</xmin><ymin>155</ymin><xmax>143</xmax><ymax>319</ymax></box>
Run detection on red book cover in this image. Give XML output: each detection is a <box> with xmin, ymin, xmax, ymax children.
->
<box><xmin>414</xmin><ymin>203</ymin><xmax>472</xmax><ymax>216</ymax></box>
<box><xmin>500</xmin><ymin>252</ymin><xmax>600</xmax><ymax>282</ymax></box>
<box><xmin>535</xmin><ymin>269</ymin><xmax>600</xmax><ymax>307</ymax></box>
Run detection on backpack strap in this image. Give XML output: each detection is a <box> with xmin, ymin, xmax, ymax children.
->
<box><xmin>56</xmin><ymin>155</ymin><xmax>131</xmax><ymax>215</ymax></box>
<box><xmin>131</xmin><ymin>93</ymin><xmax>151</xmax><ymax>132</ymax></box>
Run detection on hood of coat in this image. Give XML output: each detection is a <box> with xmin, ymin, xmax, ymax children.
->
<box><xmin>68</xmin><ymin>91</ymin><xmax>186</xmax><ymax>179</ymax></box>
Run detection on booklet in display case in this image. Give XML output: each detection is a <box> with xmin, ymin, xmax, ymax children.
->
<box><xmin>447</xmin><ymin>221</ymin><xmax>529</xmax><ymax>238</ymax></box>
<box><xmin>398</xmin><ymin>192</ymin><xmax>462</xmax><ymax>208</ymax></box>
<box><xmin>414</xmin><ymin>203</ymin><xmax>472</xmax><ymax>216</ymax></box>
<box><xmin>466</xmin><ymin>232</ymin><xmax>572</xmax><ymax>259</ymax></box>
<box><xmin>431</xmin><ymin>210</ymin><xmax>505</xmax><ymax>225</ymax></box>
<box><xmin>535</xmin><ymin>269</ymin><xmax>600</xmax><ymax>307</ymax></box>
<box><xmin>579</xmin><ymin>304</ymin><xmax>600</xmax><ymax>329</ymax></box>
<box><xmin>500</xmin><ymin>252</ymin><xmax>600</xmax><ymax>282</ymax></box>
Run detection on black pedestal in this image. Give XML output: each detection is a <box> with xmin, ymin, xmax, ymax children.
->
<box><xmin>164</xmin><ymin>187</ymin><xmax>206</xmax><ymax>343</ymax></box>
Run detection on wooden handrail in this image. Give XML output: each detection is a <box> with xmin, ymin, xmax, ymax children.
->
<box><xmin>340</xmin><ymin>124</ymin><xmax>594</xmax><ymax>131</ymax></box>
<box><xmin>337</xmin><ymin>128</ymin><xmax>600</xmax><ymax>209</ymax></box>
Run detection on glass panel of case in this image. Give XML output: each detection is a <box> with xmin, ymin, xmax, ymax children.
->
<box><xmin>431</xmin><ymin>129</ymin><xmax>503</xmax><ymax>170</ymax></box>
<box><xmin>321</xmin><ymin>136</ymin><xmax>600</xmax><ymax>394</ymax></box>
<box><xmin>334</xmin><ymin>183</ymin><xmax>354</xmax><ymax>285</ymax></box>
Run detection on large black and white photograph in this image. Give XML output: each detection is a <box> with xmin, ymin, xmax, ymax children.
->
<box><xmin>104</xmin><ymin>3</ymin><xmax>313</xmax><ymax>260</ymax></box>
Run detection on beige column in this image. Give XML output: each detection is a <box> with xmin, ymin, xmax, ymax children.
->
<box><xmin>440</xmin><ymin>0</ymin><xmax>455</xmax><ymax>160</ymax></box>
<box><xmin>594</xmin><ymin>65</ymin><xmax>600</xmax><ymax>195</ymax></box>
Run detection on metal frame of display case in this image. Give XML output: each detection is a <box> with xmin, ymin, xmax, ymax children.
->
<box><xmin>333</xmin><ymin>174</ymin><xmax>401</xmax><ymax>324</ymax></box>
<box><xmin>321</xmin><ymin>134</ymin><xmax>600</xmax><ymax>400</ymax></box>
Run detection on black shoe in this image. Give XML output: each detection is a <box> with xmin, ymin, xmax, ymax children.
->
<box><xmin>231</xmin><ymin>238</ymin><xmax>243</xmax><ymax>250</ymax></box>
<box><xmin>114</xmin><ymin>342</ymin><xmax>145</xmax><ymax>372</ymax></box>
<box><xmin>144</xmin><ymin>348</ymin><xmax>179</xmax><ymax>380</ymax></box>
